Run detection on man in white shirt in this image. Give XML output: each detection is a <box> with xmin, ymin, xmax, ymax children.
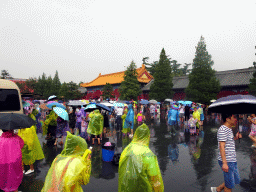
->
<box><xmin>211</xmin><ymin>113</ymin><xmax>242</xmax><ymax>192</ymax></box>
<box><xmin>115</xmin><ymin>107</ymin><xmax>124</xmax><ymax>131</ymax></box>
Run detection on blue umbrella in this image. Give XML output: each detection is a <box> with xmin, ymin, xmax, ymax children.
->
<box><xmin>177</xmin><ymin>101</ymin><xmax>185</xmax><ymax>104</ymax></box>
<box><xmin>113</xmin><ymin>103</ymin><xmax>125</xmax><ymax>107</ymax></box>
<box><xmin>46</xmin><ymin>102</ymin><xmax>66</xmax><ymax>110</ymax></box>
<box><xmin>140</xmin><ymin>100</ymin><xmax>149</xmax><ymax>105</ymax></box>
<box><xmin>22</xmin><ymin>100</ymin><xmax>30</xmax><ymax>108</ymax></box>
<box><xmin>96</xmin><ymin>103</ymin><xmax>111</xmax><ymax>112</ymax></box>
<box><xmin>84</xmin><ymin>104</ymin><xmax>98</xmax><ymax>112</ymax></box>
<box><xmin>53</xmin><ymin>107</ymin><xmax>69</xmax><ymax>121</ymax></box>
<box><xmin>208</xmin><ymin>94</ymin><xmax>256</xmax><ymax>114</ymax></box>
<box><xmin>184</xmin><ymin>101</ymin><xmax>192</xmax><ymax>105</ymax></box>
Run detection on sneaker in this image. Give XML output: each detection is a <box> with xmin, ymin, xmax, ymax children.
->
<box><xmin>25</xmin><ymin>169</ymin><xmax>34</xmax><ymax>175</ymax></box>
<box><xmin>211</xmin><ymin>187</ymin><xmax>217</xmax><ymax>192</ymax></box>
<box><xmin>23</xmin><ymin>170</ymin><xmax>25</xmax><ymax>174</ymax></box>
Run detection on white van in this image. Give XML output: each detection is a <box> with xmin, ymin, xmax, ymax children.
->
<box><xmin>0</xmin><ymin>79</ymin><xmax>23</xmax><ymax>114</ymax></box>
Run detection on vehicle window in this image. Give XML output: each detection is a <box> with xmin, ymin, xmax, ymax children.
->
<box><xmin>0</xmin><ymin>89</ymin><xmax>21</xmax><ymax>111</ymax></box>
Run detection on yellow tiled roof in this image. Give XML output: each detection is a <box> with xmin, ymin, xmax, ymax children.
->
<box><xmin>80</xmin><ymin>64</ymin><xmax>153</xmax><ymax>88</ymax></box>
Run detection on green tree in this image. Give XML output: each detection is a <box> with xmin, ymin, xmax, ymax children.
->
<box><xmin>248</xmin><ymin>62</ymin><xmax>256</xmax><ymax>95</ymax></box>
<box><xmin>185</xmin><ymin>36</ymin><xmax>221</xmax><ymax>104</ymax></box>
<box><xmin>52</xmin><ymin>70</ymin><xmax>61</xmax><ymax>96</ymax></box>
<box><xmin>66</xmin><ymin>81</ymin><xmax>83</xmax><ymax>100</ymax></box>
<box><xmin>119</xmin><ymin>61</ymin><xmax>141</xmax><ymax>100</ymax></box>
<box><xmin>143</xmin><ymin>57</ymin><xmax>158</xmax><ymax>76</ymax></box>
<box><xmin>1</xmin><ymin>70</ymin><xmax>12</xmax><ymax>79</ymax></box>
<box><xmin>180</xmin><ymin>63</ymin><xmax>192</xmax><ymax>76</ymax></box>
<box><xmin>150</xmin><ymin>48</ymin><xmax>174</xmax><ymax>101</ymax></box>
<box><xmin>35</xmin><ymin>73</ymin><xmax>48</xmax><ymax>99</ymax></box>
<box><xmin>171</xmin><ymin>60</ymin><xmax>182</xmax><ymax>76</ymax></box>
<box><xmin>59</xmin><ymin>82</ymin><xmax>69</xmax><ymax>99</ymax></box>
<box><xmin>101</xmin><ymin>83</ymin><xmax>114</xmax><ymax>100</ymax></box>
<box><xmin>45</xmin><ymin>76</ymin><xmax>53</xmax><ymax>98</ymax></box>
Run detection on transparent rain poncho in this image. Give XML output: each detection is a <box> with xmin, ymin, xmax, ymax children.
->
<box><xmin>87</xmin><ymin>110</ymin><xmax>103</xmax><ymax>136</ymax></box>
<box><xmin>42</xmin><ymin>110</ymin><xmax>58</xmax><ymax>136</ymax></box>
<box><xmin>18</xmin><ymin>114</ymin><xmax>45</xmax><ymax>165</ymax></box>
<box><xmin>118</xmin><ymin>123</ymin><xmax>164</xmax><ymax>192</ymax></box>
<box><xmin>42</xmin><ymin>132</ymin><xmax>91</xmax><ymax>192</ymax></box>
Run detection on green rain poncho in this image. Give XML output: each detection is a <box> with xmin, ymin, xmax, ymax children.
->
<box><xmin>18</xmin><ymin>114</ymin><xmax>45</xmax><ymax>165</ymax></box>
<box><xmin>118</xmin><ymin>123</ymin><xmax>164</xmax><ymax>192</ymax></box>
<box><xmin>42</xmin><ymin>132</ymin><xmax>91</xmax><ymax>192</ymax></box>
<box><xmin>87</xmin><ymin>110</ymin><xmax>103</xmax><ymax>136</ymax></box>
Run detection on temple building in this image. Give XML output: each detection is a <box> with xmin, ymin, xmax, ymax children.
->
<box><xmin>80</xmin><ymin>64</ymin><xmax>153</xmax><ymax>100</ymax></box>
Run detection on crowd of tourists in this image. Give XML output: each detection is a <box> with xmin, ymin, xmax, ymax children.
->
<box><xmin>1</xmin><ymin>95</ymin><xmax>256</xmax><ymax>192</ymax></box>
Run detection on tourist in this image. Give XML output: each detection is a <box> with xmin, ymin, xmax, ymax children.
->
<box><xmin>115</xmin><ymin>106</ymin><xmax>124</xmax><ymax>132</ymax></box>
<box><xmin>247</xmin><ymin>114</ymin><xmax>256</xmax><ymax>148</ymax></box>
<box><xmin>188</xmin><ymin>116</ymin><xmax>197</xmax><ymax>136</ymax></box>
<box><xmin>75</xmin><ymin>106</ymin><xmax>83</xmax><ymax>135</ymax></box>
<box><xmin>124</xmin><ymin>104</ymin><xmax>135</xmax><ymax>137</ymax></box>
<box><xmin>55</xmin><ymin>116</ymin><xmax>70</xmax><ymax>146</ymax></box>
<box><xmin>41</xmin><ymin>132</ymin><xmax>92</xmax><ymax>191</ymax></box>
<box><xmin>168</xmin><ymin>104</ymin><xmax>179</xmax><ymax>135</ymax></box>
<box><xmin>198</xmin><ymin>104</ymin><xmax>204</xmax><ymax>127</ymax></box>
<box><xmin>136</xmin><ymin>111</ymin><xmax>143</xmax><ymax>125</ymax></box>
<box><xmin>118</xmin><ymin>123</ymin><xmax>164</xmax><ymax>192</ymax></box>
<box><xmin>87</xmin><ymin>109</ymin><xmax>103</xmax><ymax>145</ymax></box>
<box><xmin>18</xmin><ymin>112</ymin><xmax>45</xmax><ymax>175</ymax></box>
<box><xmin>179</xmin><ymin>104</ymin><xmax>185</xmax><ymax>123</ymax></box>
<box><xmin>150</xmin><ymin>104</ymin><xmax>155</xmax><ymax>119</ymax></box>
<box><xmin>68</xmin><ymin>107</ymin><xmax>76</xmax><ymax>134</ymax></box>
<box><xmin>102</xmin><ymin>110</ymin><xmax>110</xmax><ymax>138</ymax></box>
<box><xmin>43</xmin><ymin>108</ymin><xmax>58</xmax><ymax>140</ymax></box>
<box><xmin>193</xmin><ymin>107</ymin><xmax>201</xmax><ymax>135</ymax></box>
<box><xmin>0</xmin><ymin>130</ymin><xmax>24</xmax><ymax>192</ymax></box>
<box><xmin>211</xmin><ymin>113</ymin><xmax>242</xmax><ymax>192</ymax></box>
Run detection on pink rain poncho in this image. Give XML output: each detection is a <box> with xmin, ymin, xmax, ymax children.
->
<box><xmin>0</xmin><ymin>130</ymin><xmax>24</xmax><ymax>192</ymax></box>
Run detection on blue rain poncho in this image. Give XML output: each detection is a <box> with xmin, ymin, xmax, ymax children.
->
<box><xmin>124</xmin><ymin>104</ymin><xmax>134</xmax><ymax>130</ymax></box>
<box><xmin>118</xmin><ymin>123</ymin><xmax>164</xmax><ymax>192</ymax></box>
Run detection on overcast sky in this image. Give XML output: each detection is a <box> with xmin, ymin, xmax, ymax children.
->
<box><xmin>1</xmin><ymin>0</ymin><xmax>256</xmax><ymax>84</ymax></box>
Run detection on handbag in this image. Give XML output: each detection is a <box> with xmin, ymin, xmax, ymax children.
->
<box><xmin>47</xmin><ymin>157</ymin><xmax>75</xmax><ymax>192</ymax></box>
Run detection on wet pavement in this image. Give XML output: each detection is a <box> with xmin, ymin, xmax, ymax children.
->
<box><xmin>2</xmin><ymin>114</ymin><xmax>256</xmax><ymax>192</ymax></box>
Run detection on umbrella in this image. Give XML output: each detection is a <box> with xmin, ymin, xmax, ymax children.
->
<box><xmin>117</xmin><ymin>100</ymin><xmax>127</xmax><ymax>104</ymax></box>
<box><xmin>140</xmin><ymin>100</ymin><xmax>149</xmax><ymax>105</ymax></box>
<box><xmin>53</xmin><ymin>107</ymin><xmax>69</xmax><ymax>121</ymax></box>
<box><xmin>156</xmin><ymin>102</ymin><xmax>161</xmax><ymax>105</ymax></box>
<box><xmin>67</xmin><ymin>100</ymin><xmax>86</xmax><ymax>106</ymax></box>
<box><xmin>208</xmin><ymin>94</ymin><xmax>256</xmax><ymax>114</ymax></box>
<box><xmin>113</xmin><ymin>103</ymin><xmax>125</xmax><ymax>108</ymax></box>
<box><xmin>39</xmin><ymin>103</ymin><xmax>50</xmax><ymax>110</ymax></box>
<box><xmin>33</xmin><ymin>100</ymin><xmax>40</xmax><ymax>104</ymax></box>
<box><xmin>26</xmin><ymin>100</ymin><xmax>34</xmax><ymax>106</ymax></box>
<box><xmin>96</xmin><ymin>103</ymin><xmax>111</xmax><ymax>112</ymax></box>
<box><xmin>178</xmin><ymin>101</ymin><xmax>185</xmax><ymax>105</ymax></box>
<box><xmin>84</xmin><ymin>104</ymin><xmax>98</xmax><ymax>112</ymax></box>
<box><xmin>184</xmin><ymin>101</ymin><xmax>192</xmax><ymax>105</ymax></box>
<box><xmin>210</xmin><ymin>99</ymin><xmax>216</xmax><ymax>103</ymax></box>
<box><xmin>165</xmin><ymin>99</ymin><xmax>173</xmax><ymax>102</ymax></box>
<box><xmin>0</xmin><ymin>113</ymin><xmax>36</xmax><ymax>130</ymax></box>
<box><xmin>46</xmin><ymin>102</ymin><xmax>66</xmax><ymax>110</ymax></box>
<box><xmin>22</xmin><ymin>100</ymin><xmax>30</xmax><ymax>108</ymax></box>
<box><xmin>48</xmin><ymin>95</ymin><xmax>57</xmax><ymax>101</ymax></box>
<box><xmin>100</xmin><ymin>102</ymin><xmax>114</xmax><ymax>107</ymax></box>
<box><xmin>149</xmin><ymin>100</ymin><xmax>158</xmax><ymax>104</ymax></box>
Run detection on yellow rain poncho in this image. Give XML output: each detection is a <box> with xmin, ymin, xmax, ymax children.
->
<box><xmin>87</xmin><ymin>110</ymin><xmax>103</xmax><ymax>136</ymax></box>
<box><xmin>42</xmin><ymin>132</ymin><xmax>91</xmax><ymax>192</ymax></box>
<box><xmin>121</xmin><ymin>113</ymin><xmax>129</xmax><ymax>133</ymax></box>
<box><xmin>42</xmin><ymin>110</ymin><xmax>58</xmax><ymax>136</ymax></box>
<box><xmin>118</xmin><ymin>123</ymin><xmax>164</xmax><ymax>192</ymax></box>
<box><xmin>192</xmin><ymin>110</ymin><xmax>200</xmax><ymax>128</ymax></box>
<box><xmin>18</xmin><ymin>114</ymin><xmax>45</xmax><ymax>165</ymax></box>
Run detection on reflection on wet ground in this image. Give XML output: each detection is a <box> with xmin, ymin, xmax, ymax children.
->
<box><xmin>2</xmin><ymin>114</ymin><xmax>256</xmax><ymax>192</ymax></box>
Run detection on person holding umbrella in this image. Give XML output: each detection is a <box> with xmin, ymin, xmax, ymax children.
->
<box><xmin>211</xmin><ymin>113</ymin><xmax>242</xmax><ymax>192</ymax></box>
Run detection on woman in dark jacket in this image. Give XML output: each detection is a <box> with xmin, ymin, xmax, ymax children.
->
<box><xmin>69</xmin><ymin>109</ymin><xmax>76</xmax><ymax>134</ymax></box>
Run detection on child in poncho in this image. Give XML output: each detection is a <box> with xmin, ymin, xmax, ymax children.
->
<box><xmin>188</xmin><ymin>117</ymin><xmax>198</xmax><ymax>136</ymax></box>
<box><xmin>136</xmin><ymin>111</ymin><xmax>143</xmax><ymax>125</ymax></box>
<box><xmin>0</xmin><ymin>130</ymin><xmax>24</xmax><ymax>192</ymax></box>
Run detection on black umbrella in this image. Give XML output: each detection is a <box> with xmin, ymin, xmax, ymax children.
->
<box><xmin>0</xmin><ymin>113</ymin><xmax>36</xmax><ymax>130</ymax></box>
<box><xmin>208</xmin><ymin>94</ymin><xmax>256</xmax><ymax>114</ymax></box>
<box><xmin>96</xmin><ymin>103</ymin><xmax>111</xmax><ymax>112</ymax></box>
<box><xmin>208</xmin><ymin>94</ymin><xmax>256</xmax><ymax>143</ymax></box>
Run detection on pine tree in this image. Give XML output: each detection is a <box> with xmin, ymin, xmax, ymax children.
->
<box><xmin>185</xmin><ymin>36</ymin><xmax>221</xmax><ymax>104</ymax></box>
<box><xmin>149</xmin><ymin>48</ymin><xmax>173</xmax><ymax>101</ymax></box>
<box><xmin>119</xmin><ymin>61</ymin><xmax>141</xmax><ymax>101</ymax></box>
<box><xmin>60</xmin><ymin>82</ymin><xmax>69</xmax><ymax>99</ymax></box>
<box><xmin>1</xmin><ymin>70</ymin><xmax>12</xmax><ymax>79</ymax></box>
<box><xmin>45</xmin><ymin>76</ymin><xmax>53</xmax><ymax>98</ymax></box>
<box><xmin>248</xmin><ymin>62</ymin><xmax>256</xmax><ymax>95</ymax></box>
<box><xmin>102</xmin><ymin>83</ymin><xmax>114</xmax><ymax>100</ymax></box>
<box><xmin>52</xmin><ymin>71</ymin><xmax>61</xmax><ymax>96</ymax></box>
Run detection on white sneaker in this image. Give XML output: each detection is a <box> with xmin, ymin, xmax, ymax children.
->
<box><xmin>25</xmin><ymin>169</ymin><xmax>34</xmax><ymax>175</ymax></box>
<box><xmin>211</xmin><ymin>187</ymin><xmax>217</xmax><ymax>192</ymax></box>
<box><xmin>23</xmin><ymin>170</ymin><xmax>25</xmax><ymax>174</ymax></box>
